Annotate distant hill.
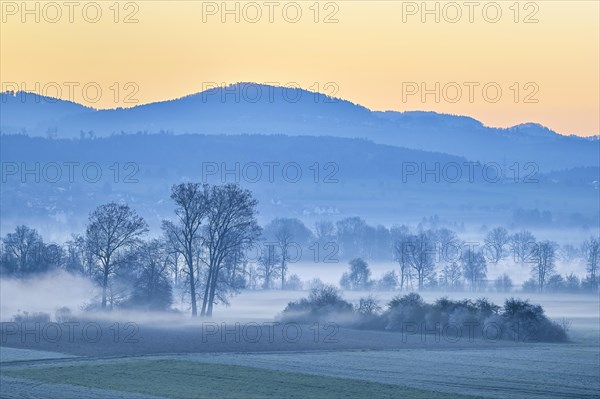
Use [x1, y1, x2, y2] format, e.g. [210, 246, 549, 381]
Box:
[1, 84, 598, 170]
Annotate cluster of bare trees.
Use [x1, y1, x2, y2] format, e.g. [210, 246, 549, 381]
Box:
[386, 226, 599, 293]
[1, 226, 54, 274]
[161, 183, 261, 316]
[391, 227, 468, 291]
[83, 183, 260, 316]
[486, 228, 599, 293]
[0, 183, 261, 317]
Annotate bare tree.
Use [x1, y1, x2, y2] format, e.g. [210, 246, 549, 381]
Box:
[582, 237, 599, 291]
[245, 264, 260, 290]
[276, 227, 293, 289]
[510, 230, 536, 264]
[86, 203, 148, 308]
[357, 295, 381, 315]
[200, 184, 261, 316]
[485, 227, 510, 263]
[404, 231, 435, 290]
[2, 225, 44, 274]
[391, 225, 412, 290]
[494, 273, 513, 292]
[264, 218, 310, 289]
[314, 220, 335, 242]
[257, 243, 280, 290]
[340, 258, 371, 290]
[65, 234, 97, 278]
[336, 217, 367, 259]
[531, 240, 557, 293]
[162, 183, 208, 316]
[130, 239, 173, 310]
[461, 249, 487, 291]
[440, 262, 462, 290]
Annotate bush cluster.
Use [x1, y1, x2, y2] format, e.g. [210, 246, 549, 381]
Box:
[281, 287, 568, 342]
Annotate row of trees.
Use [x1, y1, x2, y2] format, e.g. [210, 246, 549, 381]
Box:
[337, 229, 598, 294]
[390, 227, 598, 293]
[1, 192, 599, 316]
[340, 250, 490, 293]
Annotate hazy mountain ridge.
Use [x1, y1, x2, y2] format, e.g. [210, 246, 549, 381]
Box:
[1, 84, 598, 170]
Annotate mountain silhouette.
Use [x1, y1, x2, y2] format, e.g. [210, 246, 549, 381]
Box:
[1, 83, 598, 170]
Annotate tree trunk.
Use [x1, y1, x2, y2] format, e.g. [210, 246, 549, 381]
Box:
[189, 265, 197, 316]
[281, 261, 285, 289]
[186, 248, 197, 316]
[401, 269, 406, 291]
[101, 257, 110, 308]
[101, 273, 108, 308]
[201, 265, 213, 316]
[206, 265, 219, 316]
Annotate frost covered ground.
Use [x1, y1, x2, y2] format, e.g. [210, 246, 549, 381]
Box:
[1, 343, 598, 399]
[0, 291, 597, 398]
[178, 345, 600, 399]
[0, 347, 76, 362]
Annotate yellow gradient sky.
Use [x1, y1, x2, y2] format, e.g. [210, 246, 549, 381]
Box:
[1, 1, 598, 136]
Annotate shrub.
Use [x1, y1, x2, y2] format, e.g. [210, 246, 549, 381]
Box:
[306, 278, 325, 291]
[11, 311, 50, 323]
[385, 293, 429, 330]
[279, 292, 568, 342]
[55, 306, 73, 323]
[354, 296, 386, 330]
[285, 274, 303, 290]
[383, 295, 567, 342]
[339, 258, 372, 290]
[377, 271, 399, 290]
[521, 278, 538, 293]
[282, 285, 353, 323]
[357, 295, 382, 316]
[500, 298, 567, 342]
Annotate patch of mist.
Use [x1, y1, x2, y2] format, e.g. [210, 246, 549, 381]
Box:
[0, 271, 97, 322]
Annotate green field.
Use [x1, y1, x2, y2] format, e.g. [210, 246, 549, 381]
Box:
[2, 359, 480, 399]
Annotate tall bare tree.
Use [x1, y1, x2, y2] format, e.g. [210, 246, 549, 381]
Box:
[264, 218, 310, 289]
[510, 230, 536, 264]
[583, 237, 599, 291]
[440, 262, 462, 290]
[130, 239, 173, 310]
[162, 183, 208, 316]
[64, 234, 86, 274]
[484, 227, 510, 263]
[461, 249, 487, 291]
[257, 243, 280, 290]
[314, 220, 335, 242]
[391, 225, 412, 290]
[86, 203, 148, 308]
[201, 184, 260, 316]
[404, 231, 435, 290]
[2, 225, 49, 274]
[340, 258, 371, 290]
[276, 228, 294, 289]
[531, 240, 557, 293]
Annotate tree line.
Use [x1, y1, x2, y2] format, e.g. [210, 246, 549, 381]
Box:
[1, 186, 598, 316]
[338, 225, 598, 294]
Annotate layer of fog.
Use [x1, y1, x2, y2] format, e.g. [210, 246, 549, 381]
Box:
[0, 271, 96, 322]
[2, 267, 597, 334]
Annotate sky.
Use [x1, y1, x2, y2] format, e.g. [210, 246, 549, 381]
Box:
[1, 1, 599, 136]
